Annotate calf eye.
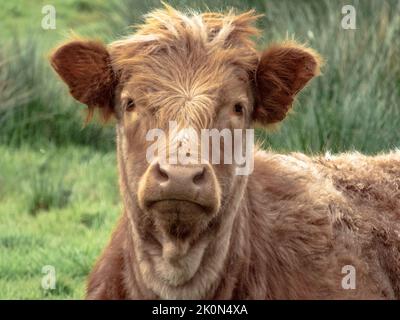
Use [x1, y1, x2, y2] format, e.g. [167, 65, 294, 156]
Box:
[234, 103, 244, 115]
[125, 98, 136, 112]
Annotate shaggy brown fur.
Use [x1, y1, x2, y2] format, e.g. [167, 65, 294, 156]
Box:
[50, 6, 400, 299]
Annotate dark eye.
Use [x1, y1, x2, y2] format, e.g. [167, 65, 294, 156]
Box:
[234, 103, 244, 115]
[125, 98, 136, 112]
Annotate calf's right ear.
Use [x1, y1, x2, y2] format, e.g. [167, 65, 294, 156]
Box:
[50, 40, 118, 121]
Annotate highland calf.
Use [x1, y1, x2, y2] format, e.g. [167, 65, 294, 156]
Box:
[50, 6, 400, 299]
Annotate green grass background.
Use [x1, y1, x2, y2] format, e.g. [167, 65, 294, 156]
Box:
[0, 0, 399, 299]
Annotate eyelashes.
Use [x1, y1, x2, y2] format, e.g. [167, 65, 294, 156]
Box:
[122, 97, 246, 119]
[125, 98, 136, 112]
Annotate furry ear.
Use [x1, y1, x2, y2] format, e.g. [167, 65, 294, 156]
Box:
[50, 40, 118, 121]
[253, 41, 322, 125]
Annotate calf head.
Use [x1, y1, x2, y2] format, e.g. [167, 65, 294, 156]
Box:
[50, 6, 321, 292]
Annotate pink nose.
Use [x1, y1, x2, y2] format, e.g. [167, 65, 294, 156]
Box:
[140, 160, 221, 216]
[152, 162, 208, 188]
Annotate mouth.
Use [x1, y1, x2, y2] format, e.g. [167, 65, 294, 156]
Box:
[146, 198, 215, 215]
[145, 199, 213, 240]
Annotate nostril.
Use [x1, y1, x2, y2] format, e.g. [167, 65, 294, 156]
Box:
[156, 163, 169, 182]
[192, 167, 206, 185]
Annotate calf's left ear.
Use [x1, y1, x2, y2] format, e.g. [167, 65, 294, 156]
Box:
[253, 41, 322, 125]
[50, 40, 118, 121]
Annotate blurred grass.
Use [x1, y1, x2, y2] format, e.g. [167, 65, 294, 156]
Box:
[0, 145, 120, 299]
[0, 0, 400, 299]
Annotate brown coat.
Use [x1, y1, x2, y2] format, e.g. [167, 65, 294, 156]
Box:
[49, 6, 400, 300]
[86, 150, 400, 299]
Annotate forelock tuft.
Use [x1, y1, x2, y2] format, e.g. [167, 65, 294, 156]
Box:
[109, 5, 261, 66]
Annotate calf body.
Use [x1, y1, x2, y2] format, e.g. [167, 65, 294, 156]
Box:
[49, 6, 400, 300]
[86, 150, 400, 299]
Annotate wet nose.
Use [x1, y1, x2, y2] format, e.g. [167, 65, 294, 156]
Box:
[140, 159, 221, 216]
[152, 162, 208, 187]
